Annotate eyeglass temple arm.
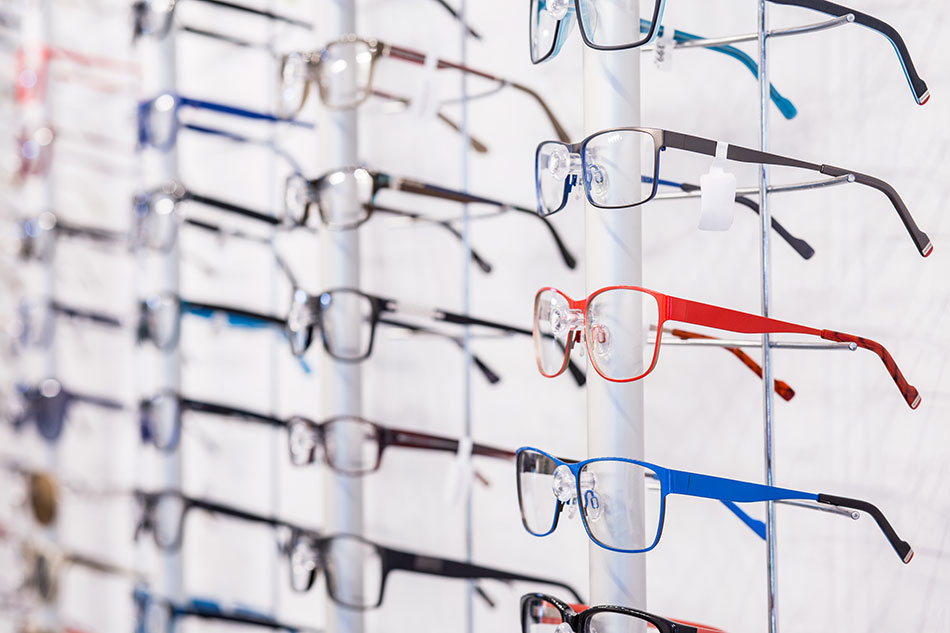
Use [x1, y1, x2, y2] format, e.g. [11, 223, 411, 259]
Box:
[368, 88, 489, 153]
[662, 130, 932, 257]
[656, 24, 796, 120]
[179, 397, 284, 427]
[667, 468, 913, 563]
[176, 96, 314, 128]
[181, 217, 272, 246]
[382, 546, 584, 603]
[665, 327, 795, 401]
[666, 295, 920, 409]
[49, 301, 123, 329]
[384, 45, 569, 142]
[380, 175, 577, 269]
[365, 204, 494, 273]
[65, 388, 126, 412]
[181, 123, 305, 174]
[381, 426, 515, 460]
[183, 191, 281, 226]
[675, 182, 814, 260]
[179, 601, 322, 632]
[182, 299, 287, 328]
[195, 0, 312, 29]
[429, 0, 481, 39]
[375, 316, 501, 384]
[49, 218, 126, 246]
[188, 497, 303, 531]
[64, 551, 143, 580]
[768, 0, 928, 105]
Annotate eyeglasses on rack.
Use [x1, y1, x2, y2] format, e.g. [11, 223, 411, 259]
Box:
[284, 530, 584, 609]
[533, 285, 920, 408]
[8, 379, 125, 442]
[15, 299, 122, 349]
[278, 35, 570, 142]
[12, 123, 136, 182]
[15, 212, 126, 261]
[14, 43, 138, 105]
[530, 0, 929, 105]
[132, 587, 320, 633]
[516, 447, 914, 563]
[536, 126, 932, 257]
[285, 166, 580, 269]
[0, 464, 59, 525]
[520, 593, 727, 633]
[137, 93, 312, 152]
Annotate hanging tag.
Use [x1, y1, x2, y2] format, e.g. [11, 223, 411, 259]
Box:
[699, 142, 736, 231]
[653, 27, 675, 71]
[443, 436, 474, 503]
[407, 54, 440, 122]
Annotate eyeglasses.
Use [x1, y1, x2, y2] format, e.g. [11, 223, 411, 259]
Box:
[520, 593, 727, 633]
[10, 379, 125, 442]
[516, 447, 914, 562]
[286, 286, 585, 385]
[15, 43, 138, 105]
[0, 464, 59, 526]
[132, 183, 283, 252]
[137, 93, 312, 152]
[533, 285, 919, 408]
[278, 35, 570, 142]
[132, 0, 310, 40]
[15, 542, 141, 603]
[16, 212, 125, 262]
[530, 0, 929, 105]
[284, 167, 577, 269]
[13, 123, 137, 182]
[132, 588, 319, 633]
[285, 530, 583, 609]
[16, 299, 122, 349]
[536, 127, 931, 257]
[133, 489, 311, 551]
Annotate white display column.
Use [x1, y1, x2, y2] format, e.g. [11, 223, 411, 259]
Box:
[583, 6, 647, 618]
[317, 2, 363, 633]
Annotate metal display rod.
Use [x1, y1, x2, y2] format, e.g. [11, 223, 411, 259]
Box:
[584, 3, 647, 614]
[318, 1, 364, 632]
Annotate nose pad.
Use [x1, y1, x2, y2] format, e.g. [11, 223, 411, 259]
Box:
[552, 464, 579, 519]
[582, 489, 602, 522]
[555, 624, 574, 633]
[549, 307, 584, 338]
[544, 0, 571, 21]
[589, 323, 611, 361]
[586, 163, 610, 203]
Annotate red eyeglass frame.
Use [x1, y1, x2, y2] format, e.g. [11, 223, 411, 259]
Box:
[533, 286, 920, 410]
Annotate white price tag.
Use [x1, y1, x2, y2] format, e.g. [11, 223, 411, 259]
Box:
[443, 436, 474, 503]
[699, 142, 737, 231]
[653, 27, 675, 72]
[407, 54, 441, 122]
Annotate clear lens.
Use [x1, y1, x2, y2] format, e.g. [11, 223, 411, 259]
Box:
[578, 459, 662, 552]
[143, 193, 179, 251]
[587, 609, 651, 633]
[279, 52, 310, 117]
[143, 393, 180, 451]
[533, 289, 574, 377]
[145, 294, 179, 349]
[286, 289, 315, 357]
[34, 380, 68, 442]
[516, 450, 560, 536]
[289, 531, 321, 592]
[19, 301, 53, 347]
[318, 39, 374, 109]
[32, 551, 55, 602]
[322, 418, 380, 474]
[287, 417, 320, 466]
[577, 0, 659, 49]
[529, 0, 562, 63]
[284, 174, 312, 226]
[585, 287, 660, 381]
[522, 595, 566, 631]
[536, 142, 575, 216]
[316, 167, 374, 230]
[324, 536, 383, 608]
[146, 94, 178, 148]
[318, 290, 374, 361]
[142, 598, 171, 633]
[152, 493, 185, 549]
[582, 129, 656, 208]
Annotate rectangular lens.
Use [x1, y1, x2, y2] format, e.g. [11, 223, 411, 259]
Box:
[578, 459, 662, 552]
[535, 142, 574, 216]
[533, 289, 574, 377]
[320, 290, 374, 361]
[585, 287, 660, 381]
[516, 449, 560, 536]
[588, 609, 651, 633]
[316, 167, 374, 230]
[529, 0, 560, 63]
[318, 39, 373, 109]
[577, 0, 660, 49]
[322, 418, 381, 474]
[324, 536, 383, 608]
[522, 595, 565, 631]
[582, 129, 657, 208]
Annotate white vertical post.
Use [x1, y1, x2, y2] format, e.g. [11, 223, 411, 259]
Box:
[317, 4, 363, 633]
[756, 3, 779, 633]
[583, 6, 646, 618]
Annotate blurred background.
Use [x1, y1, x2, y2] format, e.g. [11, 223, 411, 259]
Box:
[0, 0, 948, 632]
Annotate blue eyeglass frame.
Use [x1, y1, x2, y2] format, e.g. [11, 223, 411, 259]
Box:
[533, 0, 928, 106]
[515, 447, 913, 562]
[137, 93, 314, 152]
